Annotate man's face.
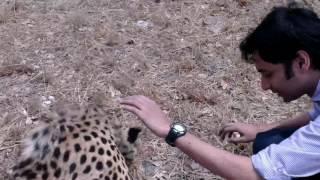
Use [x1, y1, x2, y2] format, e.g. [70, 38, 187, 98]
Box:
[253, 53, 305, 102]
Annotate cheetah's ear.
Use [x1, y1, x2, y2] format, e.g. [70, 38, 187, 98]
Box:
[127, 127, 141, 143]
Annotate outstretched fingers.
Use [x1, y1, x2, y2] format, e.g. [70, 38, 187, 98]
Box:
[119, 96, 146, 110]
[120, 104, 141, 116]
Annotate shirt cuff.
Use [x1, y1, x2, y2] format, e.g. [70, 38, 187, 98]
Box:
[251, 146, 291, 180]
[309, 110, 317, 120]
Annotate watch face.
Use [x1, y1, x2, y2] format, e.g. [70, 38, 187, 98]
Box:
[173, 124, 185, 133]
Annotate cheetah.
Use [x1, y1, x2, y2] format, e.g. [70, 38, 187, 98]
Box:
[10, 104, 141, 180]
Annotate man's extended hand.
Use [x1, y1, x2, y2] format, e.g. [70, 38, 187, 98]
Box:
[219, 123, 265, 143]
[119, 95, 171, 138]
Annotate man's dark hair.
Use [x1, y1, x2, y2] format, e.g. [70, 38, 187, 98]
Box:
[240, 6, 320, 78]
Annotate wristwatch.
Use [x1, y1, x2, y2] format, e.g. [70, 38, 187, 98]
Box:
[165, 122, 187, 147]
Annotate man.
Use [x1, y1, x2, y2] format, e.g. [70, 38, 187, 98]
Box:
[120, 6, 320, 180]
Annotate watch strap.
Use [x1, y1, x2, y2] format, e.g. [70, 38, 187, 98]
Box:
[165, 123, 187, 147]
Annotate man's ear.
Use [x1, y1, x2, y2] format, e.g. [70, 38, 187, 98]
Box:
[295, 50, 311, 71]
[127, 127, 142, 143]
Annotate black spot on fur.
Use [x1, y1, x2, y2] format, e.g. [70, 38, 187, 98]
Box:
[89, 145, 95, 152]
[35, 164, 43, 171]
[105, 176, 111, 180]
[58, 118, 66, 123]
[91, 156, 97, 162]
[21, 169, 37, 179]
[63, 150, 70, 162]
[32, 132, 39, 140]
[41, 144, 50, 159]
[98, 148, 104, 155]
[60, 125, 66, 133]
[42, 172, 49, 180]
[74, 144, 81, 152]
[50, 161, 57, 169]
[81, 115, 86, 120]
[101, 137, 107, 144]
[73, 133, 79, 139]
[106, 160, 112, 167]
[91, 131, 98, 138]
[13, 173, 18, 177]
[75, 124, 82, 128]
[34, 143, 40, 151]
[84, 121, 91, 126]
[58, 136, 67, 143]
[42, 127, 50, 136]
[53, 147, 61, 159]
[83, 165, 91, 174]
[110, 145, 115, 151]
[81, 129, 88, 133]
[69, 163, 76, 174]
[80, 154, 87, 164]
[117, 165, 122, 173]
[95, 119, 100, 125]
[18, 158, 33, 169]
[112, 172, 118, 180]
[54, 168, 61, 178]
[96, 161, 103, 170]
[67, 125, 74, 132]
[72, 173, 78, 180]
[50, 136, 57, 143]
[106, 150, 111, 156]
[35, 162, 44, 171]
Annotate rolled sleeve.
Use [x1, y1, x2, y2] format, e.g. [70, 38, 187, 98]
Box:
[251, 145, 291, 180]
[309, 108, 317, 120]
[309, 102, 320, 120]
[251, 118, 320, 179]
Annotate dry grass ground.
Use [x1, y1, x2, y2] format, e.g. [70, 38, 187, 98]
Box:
[0, 0, 320, 179]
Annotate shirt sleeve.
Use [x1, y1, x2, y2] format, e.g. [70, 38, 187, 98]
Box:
[309, 102, 320, 120]
[251, 117, 320, 179]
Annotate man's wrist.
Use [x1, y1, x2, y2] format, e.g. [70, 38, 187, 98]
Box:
[159, 126, 171, 138]
[257, 123, 278, 132]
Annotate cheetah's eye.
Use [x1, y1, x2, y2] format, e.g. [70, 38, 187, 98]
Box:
[127, 127, 141, 143]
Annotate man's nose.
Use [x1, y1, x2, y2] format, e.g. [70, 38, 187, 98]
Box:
[261, 78, 271, 90]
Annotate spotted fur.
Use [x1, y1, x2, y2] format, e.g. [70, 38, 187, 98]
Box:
[11, 105, 141, 180]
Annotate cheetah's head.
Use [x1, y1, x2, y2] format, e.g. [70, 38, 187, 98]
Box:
[112, 125, 142, 165]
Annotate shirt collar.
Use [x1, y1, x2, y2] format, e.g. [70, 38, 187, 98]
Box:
[312, 80, 320, 102]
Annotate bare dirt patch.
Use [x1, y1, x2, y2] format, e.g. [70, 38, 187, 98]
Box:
[1, 0, 320, 179]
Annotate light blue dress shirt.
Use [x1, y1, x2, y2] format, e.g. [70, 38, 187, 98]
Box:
[251, 81, 320, 179]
